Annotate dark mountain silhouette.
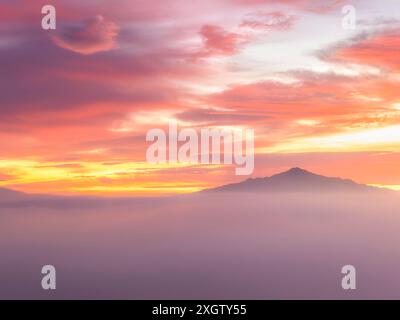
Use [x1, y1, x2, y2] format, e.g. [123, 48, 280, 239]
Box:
[0, 187, 28, 201]
[207, 167, 387, 193]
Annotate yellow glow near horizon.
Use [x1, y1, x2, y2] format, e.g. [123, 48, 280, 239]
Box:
[68, 183, 207, 195]
[0, 159, 220, 195]
[369, 184, 400, 191]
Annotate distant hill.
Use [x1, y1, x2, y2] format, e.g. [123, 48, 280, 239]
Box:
[0, 187, 28, 202]
[206, 167, 386, 193]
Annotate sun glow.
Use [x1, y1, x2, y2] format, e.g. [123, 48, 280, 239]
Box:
[0, 159, 218, 195]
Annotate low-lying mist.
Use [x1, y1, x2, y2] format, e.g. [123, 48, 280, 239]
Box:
[1, 191, 400, 299]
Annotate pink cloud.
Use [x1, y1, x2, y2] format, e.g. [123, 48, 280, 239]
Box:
[202, 69, 400, 142]
[52, 15, 119, 55]
[240, 11, 298, 30]
[196, 24, 247, 57]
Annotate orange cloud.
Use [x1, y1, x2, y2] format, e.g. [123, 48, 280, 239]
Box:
[326, 29, 400, 72]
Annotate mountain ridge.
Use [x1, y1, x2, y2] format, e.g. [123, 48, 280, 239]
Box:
[206, 167, 388, 193]
[0, 187, 29, 201]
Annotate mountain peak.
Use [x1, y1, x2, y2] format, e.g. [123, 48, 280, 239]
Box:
[0, 187, 27, 202]
[280, 167, 311, 175]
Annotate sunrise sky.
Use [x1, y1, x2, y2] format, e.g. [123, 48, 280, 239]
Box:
[1, 0, 400, 195]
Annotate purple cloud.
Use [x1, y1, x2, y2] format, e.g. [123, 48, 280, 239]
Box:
[52, 15, 119, 55]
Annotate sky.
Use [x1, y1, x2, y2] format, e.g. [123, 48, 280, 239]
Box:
[1, 0, 400, 195]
